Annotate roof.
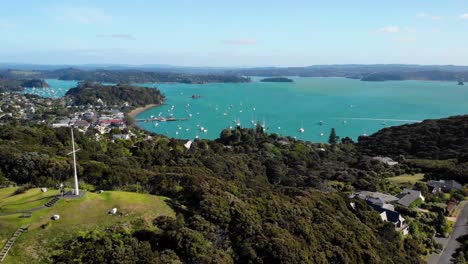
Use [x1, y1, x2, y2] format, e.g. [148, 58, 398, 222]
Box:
[385, 210, 404, 224]
[355, 191, 399, 203]
[99, 119, 123, 125]
[427, 180, 462, 191]
[372, 156, 399, 166]
[73, 120, 90, 127]
[397, 189, 423, 207]
[427, 180, 446, 189]
[369, 203, 403, 225]
[445, 180, 462, 191]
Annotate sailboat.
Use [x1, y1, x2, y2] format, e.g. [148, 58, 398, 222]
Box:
[299, 121, 305, 133]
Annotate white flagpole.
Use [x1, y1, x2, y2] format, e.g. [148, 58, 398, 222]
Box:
[71, 128, 79, 195]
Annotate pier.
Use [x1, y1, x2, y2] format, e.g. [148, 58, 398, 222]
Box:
[136, 117, 189, 122]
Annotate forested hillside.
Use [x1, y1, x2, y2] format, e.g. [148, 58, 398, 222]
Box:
[65, 81, 165, 107]
[0, 124, 421, 263]
[358, 115, 468, 183]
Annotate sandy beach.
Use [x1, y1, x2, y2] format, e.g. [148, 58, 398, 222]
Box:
[128, 104, 161, 119]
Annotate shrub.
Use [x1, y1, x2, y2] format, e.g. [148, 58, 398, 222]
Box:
[13, 183, 34, 195]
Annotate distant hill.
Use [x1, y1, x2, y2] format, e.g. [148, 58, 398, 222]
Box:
[228, 65, 468, 82]
[3, 63, 468, 82]
[1, 68, 250, 84]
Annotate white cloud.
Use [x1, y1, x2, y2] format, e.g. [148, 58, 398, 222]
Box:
[96, 34, 135, 40]
[222, 39, 257, 45]
[376, 26, 400, 33]
[417, 12, 442, 20]
[52, 6, 111, 24]
[459, 13, 468, 20]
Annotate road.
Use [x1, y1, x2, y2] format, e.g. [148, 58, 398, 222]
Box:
[429, 202, 468, 264]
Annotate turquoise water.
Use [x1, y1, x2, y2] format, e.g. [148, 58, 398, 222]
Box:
[25, 78, 468, 142]
[23, 79, 78, 98]
[135, 77, 468, 142]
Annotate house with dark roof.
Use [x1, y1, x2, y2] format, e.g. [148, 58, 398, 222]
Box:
[368, 203, 408, 235]
[352, 191, 409, 235]
[427, 180, 463, 194]
[396, 189, 425, 207]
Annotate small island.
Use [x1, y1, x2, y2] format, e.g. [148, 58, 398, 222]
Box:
[65, 81, 165, 107]
[458, 80, 464, 85]
[0, 77, 49, 93]
[260, 77, 294, 83]
[21, 79, 49, 88]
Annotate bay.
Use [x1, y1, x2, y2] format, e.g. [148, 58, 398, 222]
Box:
[135, 77, 468, 142]
[24, 77, 468, 143]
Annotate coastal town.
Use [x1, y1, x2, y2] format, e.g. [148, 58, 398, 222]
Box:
[0, 91, 138, 141]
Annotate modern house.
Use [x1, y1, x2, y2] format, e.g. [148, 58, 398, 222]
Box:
[352, 191, 409, 235]
[365, 197, 409, 235]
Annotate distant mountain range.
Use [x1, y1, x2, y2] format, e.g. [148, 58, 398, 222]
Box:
[1, 63, 468, 82]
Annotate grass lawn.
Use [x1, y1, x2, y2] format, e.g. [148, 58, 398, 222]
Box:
[0, 188, 175, 263]
[388, 173, 425, 186]
[0, 187, 60, 214]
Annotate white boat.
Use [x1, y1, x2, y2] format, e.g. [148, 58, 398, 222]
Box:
[299, 128, 305, 133]
[154, 122, 159, 127]
[320, 132, 324, 136]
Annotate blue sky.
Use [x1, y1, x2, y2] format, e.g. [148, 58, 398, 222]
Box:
[0, 0, 467, 66]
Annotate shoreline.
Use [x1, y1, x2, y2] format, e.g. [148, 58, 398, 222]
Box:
[128, 103, 162, 119]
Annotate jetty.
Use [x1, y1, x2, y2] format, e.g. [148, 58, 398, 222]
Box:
[136, 116, 189, 122]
